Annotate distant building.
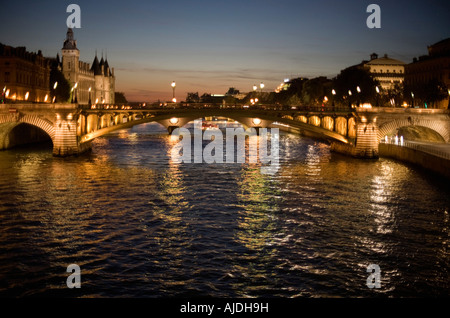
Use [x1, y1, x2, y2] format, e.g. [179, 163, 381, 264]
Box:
[58, 28, 115, 104]
[346, 53, 406, 91]
[405, 38, 450, 109]
[364, 53, 406, 91]
[0, 43, 51, 102]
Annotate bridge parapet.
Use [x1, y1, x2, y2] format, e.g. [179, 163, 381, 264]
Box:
[0, 104, 448, 159]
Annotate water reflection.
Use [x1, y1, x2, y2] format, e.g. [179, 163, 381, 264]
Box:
[0, 125, 449, 297]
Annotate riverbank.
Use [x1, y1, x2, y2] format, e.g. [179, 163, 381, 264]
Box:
[379, 142, 450, 179]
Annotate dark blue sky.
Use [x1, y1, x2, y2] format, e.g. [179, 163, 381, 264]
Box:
[1, 0, 449, 101]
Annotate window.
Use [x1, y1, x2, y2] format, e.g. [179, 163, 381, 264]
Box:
[4, 72, 10, 83]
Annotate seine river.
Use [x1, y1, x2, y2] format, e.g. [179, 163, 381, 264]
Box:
[0, 122, 448, 298]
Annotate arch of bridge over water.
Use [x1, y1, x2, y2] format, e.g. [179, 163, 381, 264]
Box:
[78, 108, 354, 146]
[0, 104, 449, 159]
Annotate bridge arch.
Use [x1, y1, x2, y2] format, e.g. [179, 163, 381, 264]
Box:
[0, 115, 55, 150]
[0, 114, 55, 140]
[377, 118, 450, 143]
[322, 116, 334, 131]
[79, 109, 352, 145]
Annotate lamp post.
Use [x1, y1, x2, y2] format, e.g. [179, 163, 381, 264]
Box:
[260, 82, 264, 93]
[348, 90, 352, 110]
[447, 89, 450, 109]
[411, 92, 414, 108]
[356, 86, 361, 107]
[332, 89, 336, 110]
[71, 83, 78, 103]
[171, 81, 176, 103]
[88, 87, 92, 105]
[375, 86, 380, 107]
[52, 82, 58, 103]
[74, 82, 78, 103]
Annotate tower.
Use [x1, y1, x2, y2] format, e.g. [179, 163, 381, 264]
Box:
[61, 28, 79, 87]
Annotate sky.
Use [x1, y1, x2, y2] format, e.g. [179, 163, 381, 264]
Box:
[1, 0, 449, 102]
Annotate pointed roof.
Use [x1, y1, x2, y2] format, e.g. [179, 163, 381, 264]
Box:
[91, 55, 102, 75]
[62, 28, 78, 50]
[103, 59, 110, 76]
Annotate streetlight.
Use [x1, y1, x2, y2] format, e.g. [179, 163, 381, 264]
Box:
[331, 89, 336, 110]
[375, 86, 380, 107]
[71, 82, 78, 103]
[348, 90, 352, 109]
[88, 87, 92, 105]
[448, 89, 450, 109]
[356, 86, 361, 107]
[1, 86, 6, 104]
[411, 92, 414, 108]
[52, 82, 58, 103]
[171, 81, 176, 103]
[260, 82, 265, 93]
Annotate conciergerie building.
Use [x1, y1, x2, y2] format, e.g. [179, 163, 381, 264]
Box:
[59, 28, 115, 104]
[0, 28, 115, 104]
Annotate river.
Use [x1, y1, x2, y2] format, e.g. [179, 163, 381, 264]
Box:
[0, 122, 448, 297]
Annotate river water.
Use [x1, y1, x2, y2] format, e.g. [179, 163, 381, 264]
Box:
[0, 122, 448, 298]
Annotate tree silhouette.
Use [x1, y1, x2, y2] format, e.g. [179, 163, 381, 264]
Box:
[333, 67, 379, 107]
[49, 69, 71, 103]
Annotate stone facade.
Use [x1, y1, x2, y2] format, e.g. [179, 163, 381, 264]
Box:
[405, 38, 450, 109]
[364, 53, 406, 91]
[0, 44, 51, 103]
[60, 28, 115, 105]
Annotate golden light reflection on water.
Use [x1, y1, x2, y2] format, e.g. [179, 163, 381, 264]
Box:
[1, 127, 449, 297]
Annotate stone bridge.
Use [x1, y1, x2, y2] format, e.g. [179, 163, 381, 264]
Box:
[0, 103, 449, 159]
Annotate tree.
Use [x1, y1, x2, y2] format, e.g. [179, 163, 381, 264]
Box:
[423, 79, 448, 108]
[405, 79, 448, 108]
[302, 77, 331, 106]
[49, 69, 70, 103]
[186, 92, 200, 103]
[225, 87, 240, 96]
[386, 83, 403, 107]
[115, 92, 128, 104]
[333, 67, 379, 107]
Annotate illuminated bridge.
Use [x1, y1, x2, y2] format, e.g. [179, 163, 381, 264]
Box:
[0, 103, 449, 159]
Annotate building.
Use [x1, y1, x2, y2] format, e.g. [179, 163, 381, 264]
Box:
[0, 43, 51, 103]
[364, 53, 406, 91]
[405, 38, 450, 109]
[58, 28, 115, 104]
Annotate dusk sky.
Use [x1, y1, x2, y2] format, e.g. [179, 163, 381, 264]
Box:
[1, 0, 449, 102]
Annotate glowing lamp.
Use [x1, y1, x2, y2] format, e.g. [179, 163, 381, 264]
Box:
[252, 118, 262, 126]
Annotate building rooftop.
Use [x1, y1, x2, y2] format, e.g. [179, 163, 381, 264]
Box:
[366, 54, 406, 66]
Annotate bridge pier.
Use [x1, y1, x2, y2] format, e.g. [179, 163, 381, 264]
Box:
[353, 119, 379, 158]
[330, 114, 379, 159]
[168, 126, 179, 134]
[53, 115, 91, 156]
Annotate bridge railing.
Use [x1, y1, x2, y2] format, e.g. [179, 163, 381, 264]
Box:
[80, 103, 355, 113]
[381, 138, 450, 160]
